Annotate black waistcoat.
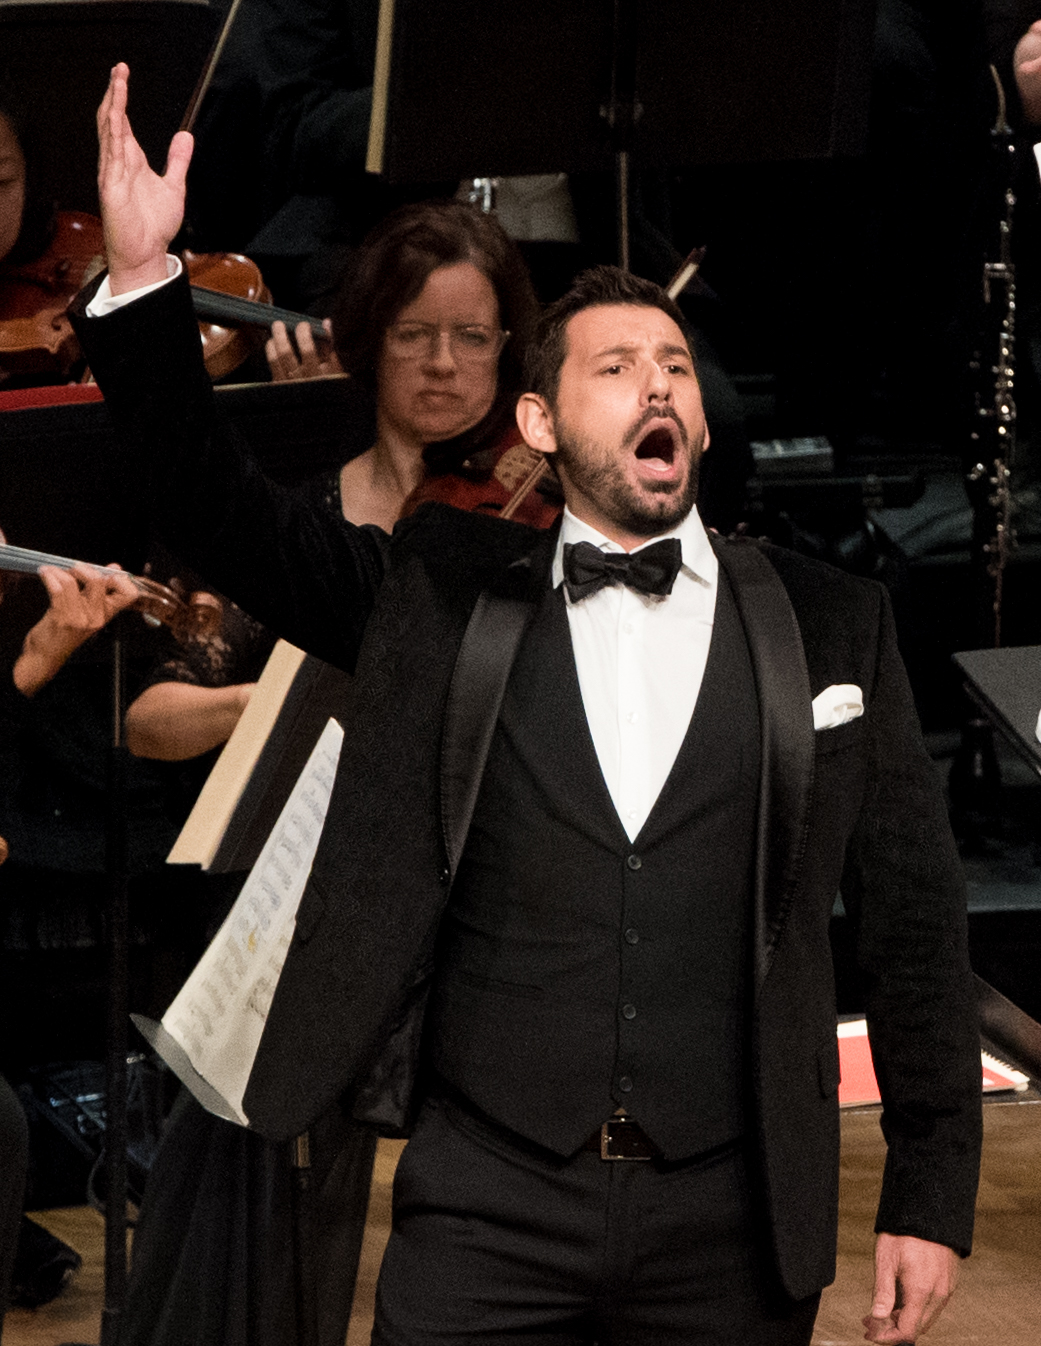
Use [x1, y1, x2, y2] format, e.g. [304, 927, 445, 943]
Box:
[428, 572, 761, 1160]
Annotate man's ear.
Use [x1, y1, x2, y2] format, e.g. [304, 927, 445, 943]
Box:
[515, 393, 557, 456]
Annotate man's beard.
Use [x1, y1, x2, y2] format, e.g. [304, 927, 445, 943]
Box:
[553, 408, 703, 539]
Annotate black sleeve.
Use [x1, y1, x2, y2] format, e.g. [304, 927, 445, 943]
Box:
[841, 589, 982, 1256]
[69, 271, 387, 675]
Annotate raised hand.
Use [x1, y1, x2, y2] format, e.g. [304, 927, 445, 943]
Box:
[96, 62, 194, 294]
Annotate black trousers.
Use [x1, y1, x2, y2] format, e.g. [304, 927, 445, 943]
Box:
[373, 1094, 821, 1346]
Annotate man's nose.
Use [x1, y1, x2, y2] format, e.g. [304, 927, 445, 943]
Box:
[644, 360, 671, 402]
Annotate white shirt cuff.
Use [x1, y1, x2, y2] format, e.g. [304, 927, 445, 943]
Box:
[84, 255, 183, 317]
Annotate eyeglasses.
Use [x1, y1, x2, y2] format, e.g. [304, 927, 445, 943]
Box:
[384, 323, 510, 365]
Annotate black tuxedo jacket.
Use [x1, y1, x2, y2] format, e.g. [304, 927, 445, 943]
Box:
[71, 274, 981, 1302]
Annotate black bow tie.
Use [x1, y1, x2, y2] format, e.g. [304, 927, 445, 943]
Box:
[562, 538, 683, 603]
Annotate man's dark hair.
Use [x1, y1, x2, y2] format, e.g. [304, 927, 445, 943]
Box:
[525, 266, 693, 408]
[330, 200, 539, 469]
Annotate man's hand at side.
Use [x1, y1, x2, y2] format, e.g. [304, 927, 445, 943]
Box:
[97, 62, 192, 294]
[863, 1233, 958, 1343]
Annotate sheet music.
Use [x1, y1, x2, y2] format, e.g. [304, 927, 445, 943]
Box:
[156, 717, 344, 1125]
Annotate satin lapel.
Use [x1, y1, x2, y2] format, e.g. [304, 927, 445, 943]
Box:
[714, 539, 815, 986]
[439, 525, 557, 880]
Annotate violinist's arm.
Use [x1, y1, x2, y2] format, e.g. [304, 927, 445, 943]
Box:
[126, 680, 255, 760]
[14, 564, 138, 697]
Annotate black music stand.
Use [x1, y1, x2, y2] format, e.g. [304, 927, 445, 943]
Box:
[954, 646, 1041, 779]
[368, 0, 875, 267]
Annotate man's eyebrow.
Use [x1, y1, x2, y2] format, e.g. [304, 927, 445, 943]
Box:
[590, 342, 692, 361]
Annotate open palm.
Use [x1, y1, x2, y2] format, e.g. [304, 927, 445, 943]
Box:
[97, 63, 193, 291]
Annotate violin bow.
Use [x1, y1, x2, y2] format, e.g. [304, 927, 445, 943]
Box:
[665, 246, 707, 302]
[181, 0, 246, 134]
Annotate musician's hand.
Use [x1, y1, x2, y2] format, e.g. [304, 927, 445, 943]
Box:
[266, 319, 343, 382]
[13, 563, 138, 695]
[97, 62, 192, 294]
[863, 1234, 958, 1343]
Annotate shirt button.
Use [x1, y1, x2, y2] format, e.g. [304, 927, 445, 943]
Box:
[624, 928, 639, 945]
[622, 622, 634, 635]
[627, 809, 638, 820]
[618, 1075, 633, 1093]
[626, 710, 638, 724]
[627, 854, 642, 871]
[622, 1003, 637, 1020]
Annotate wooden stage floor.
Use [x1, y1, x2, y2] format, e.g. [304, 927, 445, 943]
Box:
[5, 1100, 1039, 1346]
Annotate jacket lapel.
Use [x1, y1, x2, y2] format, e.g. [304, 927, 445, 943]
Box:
[439, 524, 558, 880]
[715, 539, 815, 985]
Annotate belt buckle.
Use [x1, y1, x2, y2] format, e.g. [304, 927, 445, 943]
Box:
[600, 1117, 652, 1161]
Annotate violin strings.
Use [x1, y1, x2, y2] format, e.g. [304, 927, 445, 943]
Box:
[0, 543, 81, 574]
[0, 543, 139, 587]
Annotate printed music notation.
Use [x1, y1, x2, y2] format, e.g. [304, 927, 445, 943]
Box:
[156, 717, 344, 1125]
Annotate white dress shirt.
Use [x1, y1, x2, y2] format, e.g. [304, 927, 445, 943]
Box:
[554, 507, 718, 841]
[84, 255, 182, 317]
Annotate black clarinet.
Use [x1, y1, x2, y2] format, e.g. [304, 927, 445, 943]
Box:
[966, 65, 1017, 649]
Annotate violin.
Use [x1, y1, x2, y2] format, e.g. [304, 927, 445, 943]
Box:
[184, 250, 328, 380]
[0, 219, 328, 386]
[403, 433, 562, 530]
[0, 211, 105, 382]
[0, 541, 222, 644]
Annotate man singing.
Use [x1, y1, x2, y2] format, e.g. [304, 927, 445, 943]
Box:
[74, 64, 981, 1346]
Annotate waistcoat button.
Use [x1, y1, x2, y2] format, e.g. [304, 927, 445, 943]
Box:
[622, 1003, 637, 1020]
[618, 1075, 633, 1093]
[624, 927, 639, 945]
[626, 854, 642, 871]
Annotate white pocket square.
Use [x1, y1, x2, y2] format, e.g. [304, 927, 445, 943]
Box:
[812, 684, 864, 731]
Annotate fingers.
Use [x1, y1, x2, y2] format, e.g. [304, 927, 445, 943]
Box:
[45, 563, 138, 633]
[39, 566, 81, 613]
[164, 129, 195, 193]
[864, 1248, 897, 1341]
[266, 318, 341, 382]
[864, 1236, 957, 1344]
[266, 320, 299, 381]
[98, 63, 130, 176]
[99, 562, 141, 613]
[295, 320, 334, 378]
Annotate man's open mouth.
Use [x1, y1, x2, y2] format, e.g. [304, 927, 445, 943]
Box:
[633, 422, 679, 469]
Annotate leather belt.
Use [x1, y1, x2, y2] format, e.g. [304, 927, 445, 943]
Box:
[582, 1115, 658, 1160]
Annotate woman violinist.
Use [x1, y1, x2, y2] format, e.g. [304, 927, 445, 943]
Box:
[262, 199, 560, 529]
